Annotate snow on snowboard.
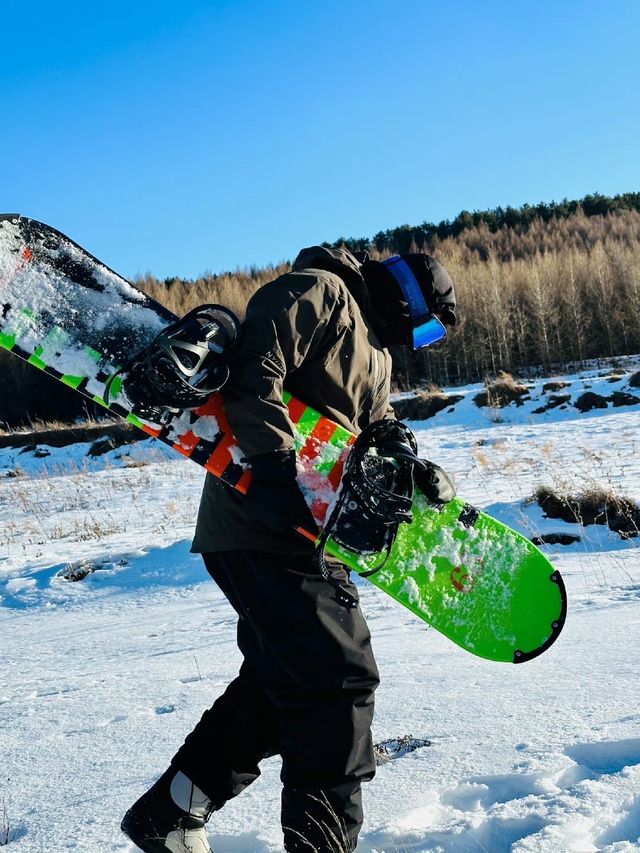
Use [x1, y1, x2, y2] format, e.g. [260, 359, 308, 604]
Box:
[0, 215, 566, 663]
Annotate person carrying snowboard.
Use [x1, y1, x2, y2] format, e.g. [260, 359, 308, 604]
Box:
[121, 247, 457, 853]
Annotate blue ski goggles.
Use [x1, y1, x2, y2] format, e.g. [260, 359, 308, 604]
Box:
[382, 256, 448, 350]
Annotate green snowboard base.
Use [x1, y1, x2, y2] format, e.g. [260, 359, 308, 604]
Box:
[327, 497, 565, 663]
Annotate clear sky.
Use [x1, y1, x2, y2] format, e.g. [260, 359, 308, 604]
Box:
[2, 0, 639, 280]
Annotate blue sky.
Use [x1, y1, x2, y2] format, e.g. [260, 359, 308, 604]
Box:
[2, 0, 639, 279]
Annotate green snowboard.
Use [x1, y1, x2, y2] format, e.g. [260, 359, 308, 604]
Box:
[0, 214, 566, 663]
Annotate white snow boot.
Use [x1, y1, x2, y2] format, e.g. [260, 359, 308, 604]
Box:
[121, 767, 214, 853]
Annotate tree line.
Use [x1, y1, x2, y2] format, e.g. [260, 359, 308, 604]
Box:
[324, 191, 640, 259]
[389, 206, 640, 388]
[2, 196, 640, 428]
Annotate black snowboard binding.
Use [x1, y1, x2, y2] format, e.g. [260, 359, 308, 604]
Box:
[105, 304, 240, 423]
[314, 420, 420, 606]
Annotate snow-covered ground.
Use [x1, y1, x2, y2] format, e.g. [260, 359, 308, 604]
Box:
[1, 363, 640, 852]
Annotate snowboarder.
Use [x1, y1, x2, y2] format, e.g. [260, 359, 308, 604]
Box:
[121, 247, 457, 853]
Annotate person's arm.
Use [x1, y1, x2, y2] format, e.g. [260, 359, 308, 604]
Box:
[223, 276, 336, 457]
[221, 277, 344, 534]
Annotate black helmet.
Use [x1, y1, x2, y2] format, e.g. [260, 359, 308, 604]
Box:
[362, 253, 456, 349]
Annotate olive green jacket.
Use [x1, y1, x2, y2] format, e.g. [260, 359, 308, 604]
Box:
[191, 245, 394, 555]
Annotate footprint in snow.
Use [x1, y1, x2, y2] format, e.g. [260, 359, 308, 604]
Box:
[429, 739, 640, 852]
[441, 770, 552, 810]
[565, 737, 640, 776]
[597, 793, 640, 848]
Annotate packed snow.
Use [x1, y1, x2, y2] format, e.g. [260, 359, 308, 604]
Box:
[1, 362, 640, 852]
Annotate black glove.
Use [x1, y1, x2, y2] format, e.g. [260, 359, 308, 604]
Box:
[414, 459, 456, 504]
[244, 449, 318, 534]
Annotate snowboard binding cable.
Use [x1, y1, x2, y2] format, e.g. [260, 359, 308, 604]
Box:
[104, 304, 240, 423]
[314, 419, 419, 607]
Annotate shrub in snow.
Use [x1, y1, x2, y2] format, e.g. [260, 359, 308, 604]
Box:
[532, 393, 571, 414]
[610, 390, 640, 407]
[474, 372, 530, 408]
[531, 533, 581, 546]
[534, 486, 640, 538]
[87, 435, 119, 457]
[392, 389, 463, 420]
[574, 392, 608, 413]
[542, 380, 570, 393]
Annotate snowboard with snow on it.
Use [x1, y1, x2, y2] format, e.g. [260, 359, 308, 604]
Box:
[0, 215, 566, 663]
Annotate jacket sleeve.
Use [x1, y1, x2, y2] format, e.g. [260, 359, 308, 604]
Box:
[221, 276, 340, 459]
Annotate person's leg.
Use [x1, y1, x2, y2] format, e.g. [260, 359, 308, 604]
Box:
[170, 554, 281, 806]
[197, 550, 380, 852]
[129, 549, 379, 852]
[171, 657, 280, 807]
[121, 554, 281, 853]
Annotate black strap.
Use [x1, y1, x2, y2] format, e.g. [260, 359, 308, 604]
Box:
[312, 418, 419, 596]
[313, 521, 359, 609]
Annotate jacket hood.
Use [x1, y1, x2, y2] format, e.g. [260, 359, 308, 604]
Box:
[292, 246, 370, 311]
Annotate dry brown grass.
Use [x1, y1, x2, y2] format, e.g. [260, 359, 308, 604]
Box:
[0, 413, 110, 437]
[0, 795, 21, 846]
[0, 419, 138, 451]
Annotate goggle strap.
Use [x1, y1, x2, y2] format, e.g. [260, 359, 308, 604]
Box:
[382, 256, 431, 322]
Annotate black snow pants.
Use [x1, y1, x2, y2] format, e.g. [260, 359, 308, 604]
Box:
[171, 550, 380, 852]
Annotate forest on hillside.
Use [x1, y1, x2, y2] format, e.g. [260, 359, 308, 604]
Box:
[2, 192, 640, 427]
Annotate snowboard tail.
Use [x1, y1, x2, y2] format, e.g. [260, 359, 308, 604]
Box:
[0, 215, 567, 663]
[345, 498, 567, 663]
